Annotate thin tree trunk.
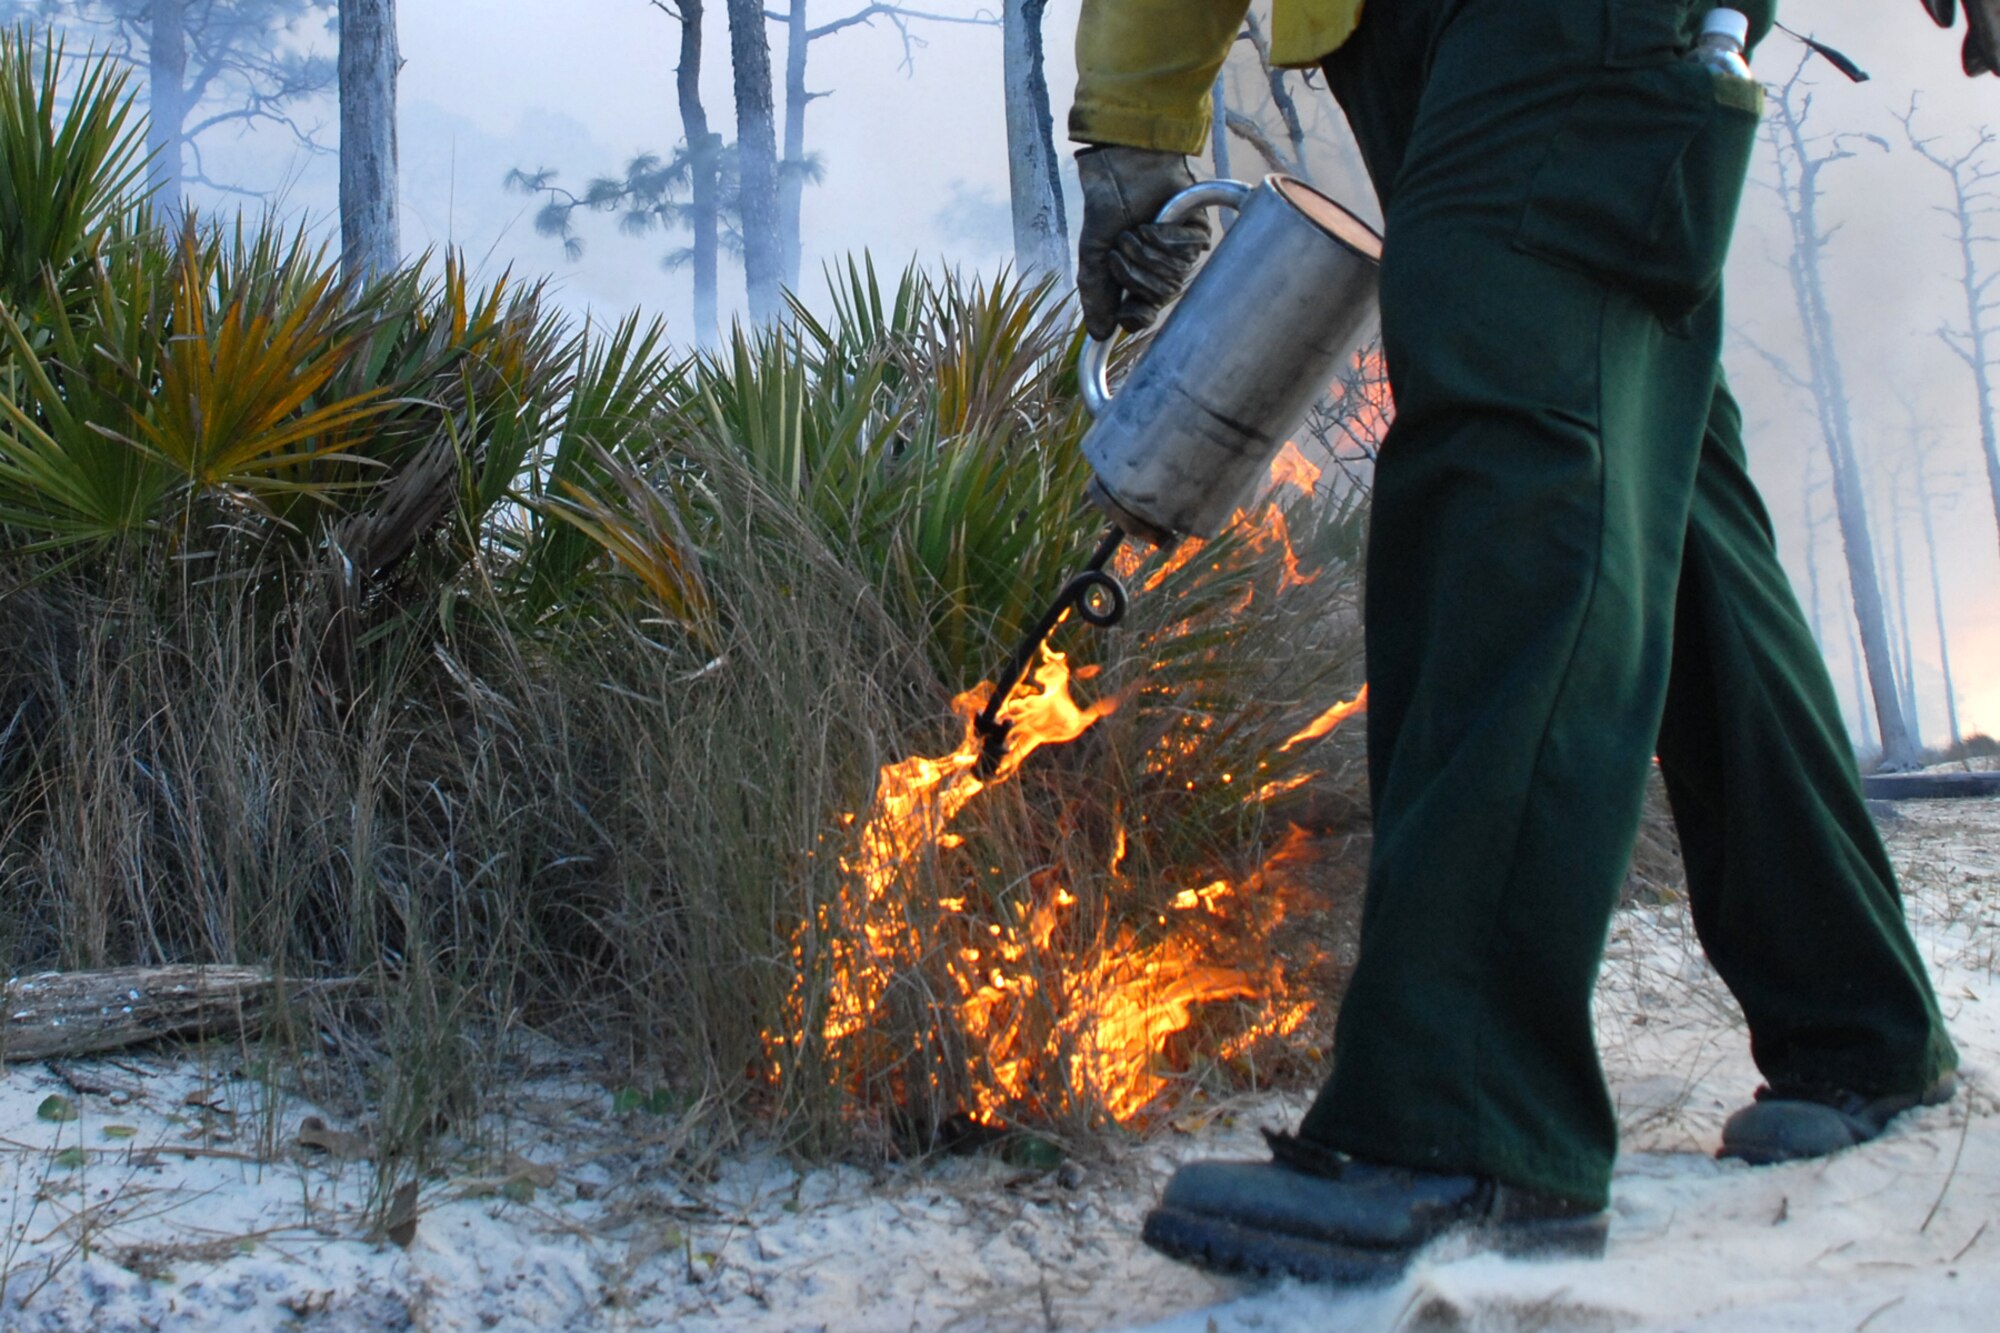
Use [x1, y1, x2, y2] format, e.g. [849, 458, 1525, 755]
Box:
[146, 0, 187, 219]
[1000, 0, 1069, 280]
[1770, 79, 1917, 767]
[1913, 446, 1964, 750]
[779, 0, 808, 293]
[1241, 13, 1308, 175]
[1210, 71, 1231, 180]
[1940, 144, 2000, 570]
[1959, 299, 2000, 572]
[677, 0, 720, 342]
[1802, 454, 1828, 657]
[1900, 110, 2000, 606]
[725, 0, 783, 322]
[1886, 469, 1922, 749]
[337, 0, 400, 284]
[1844, 605, 1873, 746]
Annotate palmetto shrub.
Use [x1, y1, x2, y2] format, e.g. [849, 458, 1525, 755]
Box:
[0, 29, 1375, 1153]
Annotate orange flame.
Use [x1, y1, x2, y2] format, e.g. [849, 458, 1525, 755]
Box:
[1268, 441, 1322, 495]
[776, 436, 1379, 1128]
[1281, 684, 1369, 753]
[1234, 503, 1316, 593]
[810, 645, 1116, 1046]
[774, 638, 1332, 1124]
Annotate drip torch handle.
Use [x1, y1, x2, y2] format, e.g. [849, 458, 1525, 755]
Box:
[1079, 179, 1255, 420]
[973, 527, 1129, 772]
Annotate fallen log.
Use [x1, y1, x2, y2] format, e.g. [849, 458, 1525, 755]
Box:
[3, 966, 278, 1062]
[1862, 771, 2000, 801]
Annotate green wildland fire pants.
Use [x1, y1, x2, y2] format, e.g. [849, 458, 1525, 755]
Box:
[1294, 0, 1957, 1207]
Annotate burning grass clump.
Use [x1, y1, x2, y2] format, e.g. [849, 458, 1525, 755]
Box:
[0, 32, 1386, 1161]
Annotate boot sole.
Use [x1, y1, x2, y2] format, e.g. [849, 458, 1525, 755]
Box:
[1141, 1204, 1608, 1285]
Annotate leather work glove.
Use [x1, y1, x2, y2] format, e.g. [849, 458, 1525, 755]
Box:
[1921, 0, 2000, 75]
[1075, 145, 1211, 341]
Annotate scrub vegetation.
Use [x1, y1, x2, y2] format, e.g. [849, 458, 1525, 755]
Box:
[0, 33, 1374, 1162]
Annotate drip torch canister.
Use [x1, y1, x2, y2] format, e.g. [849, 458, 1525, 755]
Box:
[1078, 175, 1384, 546]
[973, 175, 1384, 773]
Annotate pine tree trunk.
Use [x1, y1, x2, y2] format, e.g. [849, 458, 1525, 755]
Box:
[1000, 0, 1069, 280]
[1914, 448, 1964, 750]
[337, 0, 400, 284]
[725, 0, 783, 323]
[779, 0, 808, 293]
[677, 0, 720, 342]
[1971, 342, 2000, 573]
[1801, 451, 1828, 657]
[146, 0, 187, 219]
[1886, 473, 1922, 749]
[1844, 611, 1874, 744]
[1771, 86, 1917, 768]
[1210, 71, 1231, 180]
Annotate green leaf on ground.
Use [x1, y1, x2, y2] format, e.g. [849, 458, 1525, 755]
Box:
[611, 1086, 681, 1116]
[1001, 1133, 1065, 1171]
[101, 1124, 138, 1140]
[36, 1095, 77, 1123]
[52, 1147, 87, 1169]
[500, 1177, 536, 1204]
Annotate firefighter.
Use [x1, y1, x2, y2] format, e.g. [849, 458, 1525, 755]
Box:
[1072, 0, 1976, 1284]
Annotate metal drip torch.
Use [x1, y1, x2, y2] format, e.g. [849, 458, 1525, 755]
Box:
[971, 175, 1385, 775]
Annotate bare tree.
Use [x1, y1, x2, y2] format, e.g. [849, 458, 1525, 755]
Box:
[1209, 69, 1230, 179]
[336, 0, 396, 283]
[1796, 431, 1873, 740]
[1762, 60, 1918, 767]
[1225, 14, 1307, 178]
[1912, 438, 1966, 750]
[1899, 99, 2000, 571]
[772, 2, 1004, 287]
[1881, 457, 1923, 749]
[25, 1, 336, 212]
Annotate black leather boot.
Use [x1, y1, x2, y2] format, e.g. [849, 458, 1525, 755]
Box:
[1140, 1132, 1608, 1284]
[1718, 1072, 1958, 1165]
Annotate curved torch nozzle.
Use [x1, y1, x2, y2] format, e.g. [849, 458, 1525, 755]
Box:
[969, 526, 1130, 779]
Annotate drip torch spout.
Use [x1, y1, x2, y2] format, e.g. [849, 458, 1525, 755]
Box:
[973, 526, 1130, 777]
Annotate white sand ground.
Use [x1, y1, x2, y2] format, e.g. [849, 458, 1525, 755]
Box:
[3, 796, 1996, 1332]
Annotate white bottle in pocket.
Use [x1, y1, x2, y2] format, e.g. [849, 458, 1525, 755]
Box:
[1692, 8, 1754, 79]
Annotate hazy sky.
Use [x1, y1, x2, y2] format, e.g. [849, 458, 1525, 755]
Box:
[34, 0, 2000, 745]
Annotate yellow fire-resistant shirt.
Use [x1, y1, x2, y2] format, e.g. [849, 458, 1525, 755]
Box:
[1070, 1, 1364, 154]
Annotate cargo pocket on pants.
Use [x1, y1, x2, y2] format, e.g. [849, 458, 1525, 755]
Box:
[1513, 63, 1762, 324]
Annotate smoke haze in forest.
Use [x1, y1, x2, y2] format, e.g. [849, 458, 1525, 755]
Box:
[14, 0, 2000, 746]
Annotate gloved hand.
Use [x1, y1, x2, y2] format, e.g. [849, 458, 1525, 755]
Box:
[1920, 0, 2000, 76]
[1075, 145, 1211, 341]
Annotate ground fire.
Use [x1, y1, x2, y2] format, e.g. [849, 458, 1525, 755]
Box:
[769, 440, 1369, 1131]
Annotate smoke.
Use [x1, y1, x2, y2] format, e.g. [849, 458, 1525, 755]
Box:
[10, 0, 1996, 743]
[1724, 3, 2000, 745]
